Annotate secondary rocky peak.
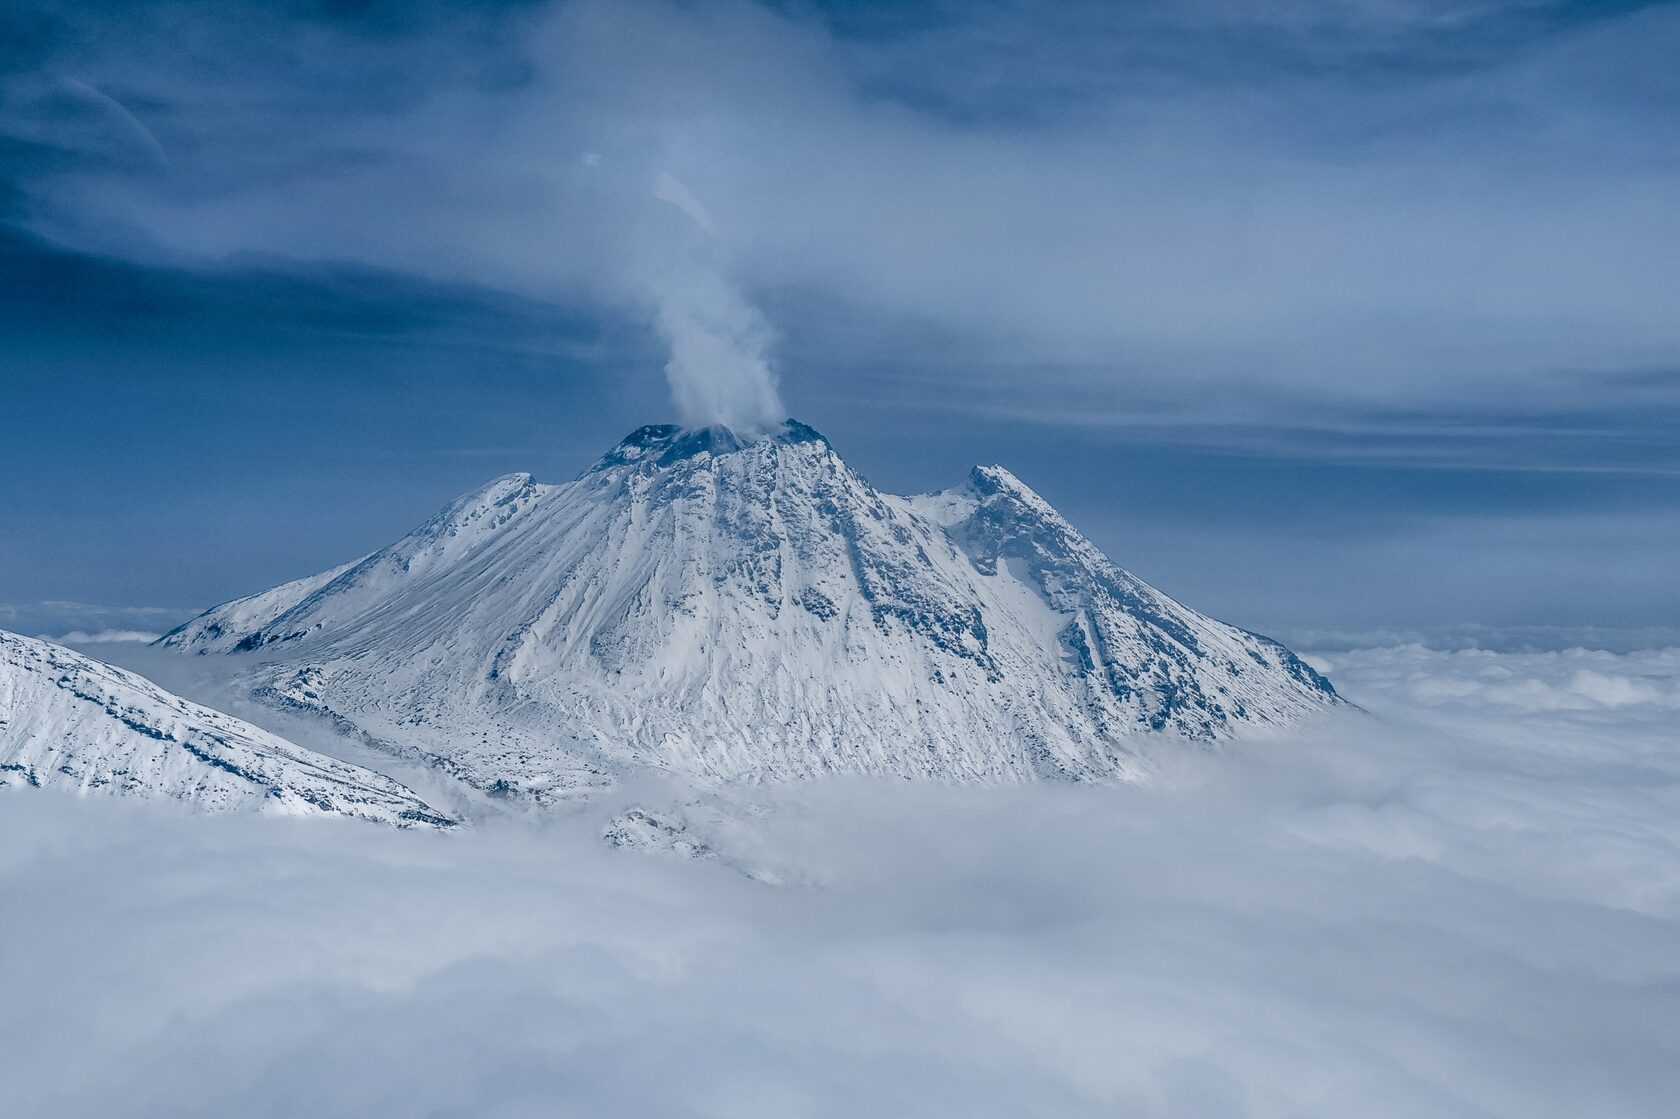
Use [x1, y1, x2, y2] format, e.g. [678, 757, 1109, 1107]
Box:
[776, 418, 830, 447]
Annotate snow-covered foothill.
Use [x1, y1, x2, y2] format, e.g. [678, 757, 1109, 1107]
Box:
[0, 629, 453, 827]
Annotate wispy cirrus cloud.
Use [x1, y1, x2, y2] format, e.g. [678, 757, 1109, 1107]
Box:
[2, 0, 1675, 405]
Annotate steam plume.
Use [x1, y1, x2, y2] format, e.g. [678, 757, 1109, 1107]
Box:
[641, 171, 785, 435]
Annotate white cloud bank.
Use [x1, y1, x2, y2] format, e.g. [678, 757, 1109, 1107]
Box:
[2, 643, 1678, 1117]
[46, 628, 162, 644]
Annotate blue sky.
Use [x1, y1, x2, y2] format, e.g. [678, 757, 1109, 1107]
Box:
[1, 0, 1676, 640]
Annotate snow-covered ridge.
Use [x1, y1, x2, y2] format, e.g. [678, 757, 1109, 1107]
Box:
[0, 630, 453, 826]
[160, 419, 1339, 800]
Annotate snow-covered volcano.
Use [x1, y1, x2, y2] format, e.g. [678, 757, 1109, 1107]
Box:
[161, 420, 1339, 800]
[0, 630, 452, 826]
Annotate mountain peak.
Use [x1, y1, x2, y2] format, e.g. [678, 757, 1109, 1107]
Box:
[776, 418, 830, 447]
[162, 421, 1340, 798]
[658, 424, 746, 465]
[964, 464, 1065, 525]
[590, 418, 832, 474]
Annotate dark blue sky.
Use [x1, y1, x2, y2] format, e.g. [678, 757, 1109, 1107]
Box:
[2, 0, 1677, 641]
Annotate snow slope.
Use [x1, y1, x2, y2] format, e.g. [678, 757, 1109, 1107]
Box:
[160, 420, 1339, 799]
[0, 630, 452, 826]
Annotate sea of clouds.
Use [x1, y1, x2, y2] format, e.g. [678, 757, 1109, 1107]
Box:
[3, 641, 1678, 1117]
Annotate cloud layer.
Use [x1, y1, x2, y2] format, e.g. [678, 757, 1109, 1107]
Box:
[4, 641, 1677, 1117]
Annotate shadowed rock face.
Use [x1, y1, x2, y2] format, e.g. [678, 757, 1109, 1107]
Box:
[160, 419, 1340, 802]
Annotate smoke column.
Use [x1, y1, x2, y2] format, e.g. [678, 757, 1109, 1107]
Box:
[646, 264, 785, 435]
[636, 170, 785, 435]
